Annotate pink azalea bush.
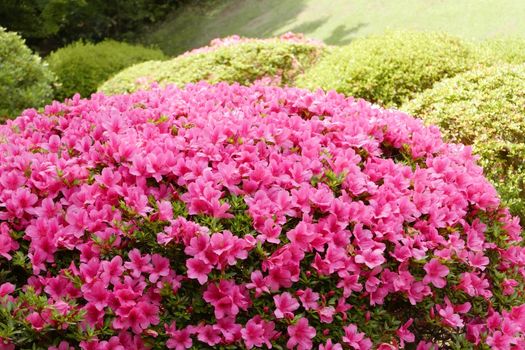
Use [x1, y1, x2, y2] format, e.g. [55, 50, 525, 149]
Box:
[181, 32, 324, 58]
[0, 82, 524, 349]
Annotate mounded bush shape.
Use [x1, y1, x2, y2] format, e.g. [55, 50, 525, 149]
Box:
[478, 38, 525, 64]
[98, 39, 325, 94]
[403, 64, 525, 222]
[46, 40, 166, 100]
[296, 31, 479, 107]
[0, 83, 524, 348]
[0, 27, 54, 119]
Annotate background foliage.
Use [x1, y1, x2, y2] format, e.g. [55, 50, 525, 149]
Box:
[0, 27, 55, 120]
[99, 38, 324, 94]
[295, 31, 480, 107]
[0, 0, 187, 55]
[47, 40, 166, 100]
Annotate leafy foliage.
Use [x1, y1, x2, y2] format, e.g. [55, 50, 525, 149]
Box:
[0, 0, 181, 54]
[478, 37, 525, 64]
[0, 27, 54, 120]
[98, 36, 325, 94]
[402, 63, 525, 223]
[46, 40, 166, 100]
[296, 31, 480, 107]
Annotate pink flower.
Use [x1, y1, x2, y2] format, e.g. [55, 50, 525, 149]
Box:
[319, 339, 343, 350]
[124, 249, 151, 278]
[502, 279, 519, 296]
[100, 256, 124, 286]
[318, 306, 336, 324]
[246, 270, 270, 297]
[0, 224, 18, 260]
[274, 292, 300, 319]
[355, 248, 386, 269]
[297, 288, 320, 310]
[343, 324, 372, 350]
[158, 200, 174, 221]
[112, 302, 159, 333]
[0, 283, 15, 298]
[26, 312, 45, 331]
[397, 319, 415, 347]
[197, 324, 221, 346]
[423, 259, 449, 288]
[203, 280, 250, 319]
[166, 324, 193, 350]
[5, 188, 38, 218]
[287, 318, 316, 350]
[214, 316, 242, 343]
[186, 258, 212, 284]
[458, 272, 492, 298]
[436, 298, 465, 328]
[486, 331, 513, 350]
[150, 254, 170, 283]
[241, 316, 276, 349]
[83, 281, 109, 311]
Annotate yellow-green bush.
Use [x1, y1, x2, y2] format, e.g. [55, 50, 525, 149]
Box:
[46, 40, 166, 100]
[402, 64, 525, 221]
[98, 39, 325, 95]
[478, 38, 525, 64]
[296, 31, 479, 107]
[0, 27, 54, 120]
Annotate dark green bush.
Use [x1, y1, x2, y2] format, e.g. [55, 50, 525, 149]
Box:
[0, 0, 182, 55]
[402, 63, 525, 222]
[46, 40, 166, 100]
[0, 27, 54, 120]
[296, 31, 480, 107]
[98, 39, 325, 94]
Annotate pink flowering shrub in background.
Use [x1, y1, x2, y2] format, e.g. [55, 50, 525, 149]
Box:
[0, 82, 524, 349]
[181, 32, 324, 58]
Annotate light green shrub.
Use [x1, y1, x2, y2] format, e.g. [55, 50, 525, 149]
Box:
[46, 40, 166, 100]
[296, 31, 480, 107]
[402, 64, 525, 221]
[98, 39, 325, 95]
[0, 27, 54, 120]
[478, 37, 525, 64]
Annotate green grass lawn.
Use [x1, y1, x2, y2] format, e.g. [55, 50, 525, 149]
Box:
[140, 0, 525, 56]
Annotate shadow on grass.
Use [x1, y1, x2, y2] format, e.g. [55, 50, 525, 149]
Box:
[288, 17, 330, 35]
[325, 23, 368, 45]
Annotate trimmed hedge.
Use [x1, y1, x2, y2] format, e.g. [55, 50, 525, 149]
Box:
[402, 63, 525, 221]
[478, 37, 525, 64]
[296, 31, 480, 107]
[0, 27, 54, 119]
[46, 40, 166, 100]
[98, 38, 325, 95]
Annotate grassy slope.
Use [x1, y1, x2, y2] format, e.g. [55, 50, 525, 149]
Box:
[140, 0, 525, 56]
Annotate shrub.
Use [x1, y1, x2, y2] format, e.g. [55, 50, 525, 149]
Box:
[295, 31, 479, 107]
[478, 37, 525, 64]
[0, 0, 182, 55]
[0, 27, 54, 120]
[402, 63, 525, 223]
[0, 82, 524, 348]
[46, 40, 167, 100]
[98, 34, 325, 95]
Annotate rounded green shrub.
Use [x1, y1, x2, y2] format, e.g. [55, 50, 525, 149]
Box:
[46, 40, 166, 100]
[0, 27, 54, 119]
[98, 39, 325, 95]
[478, 37, 525, 64]
[402, 63, 525, 222]
[296, 31, 479, 107]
